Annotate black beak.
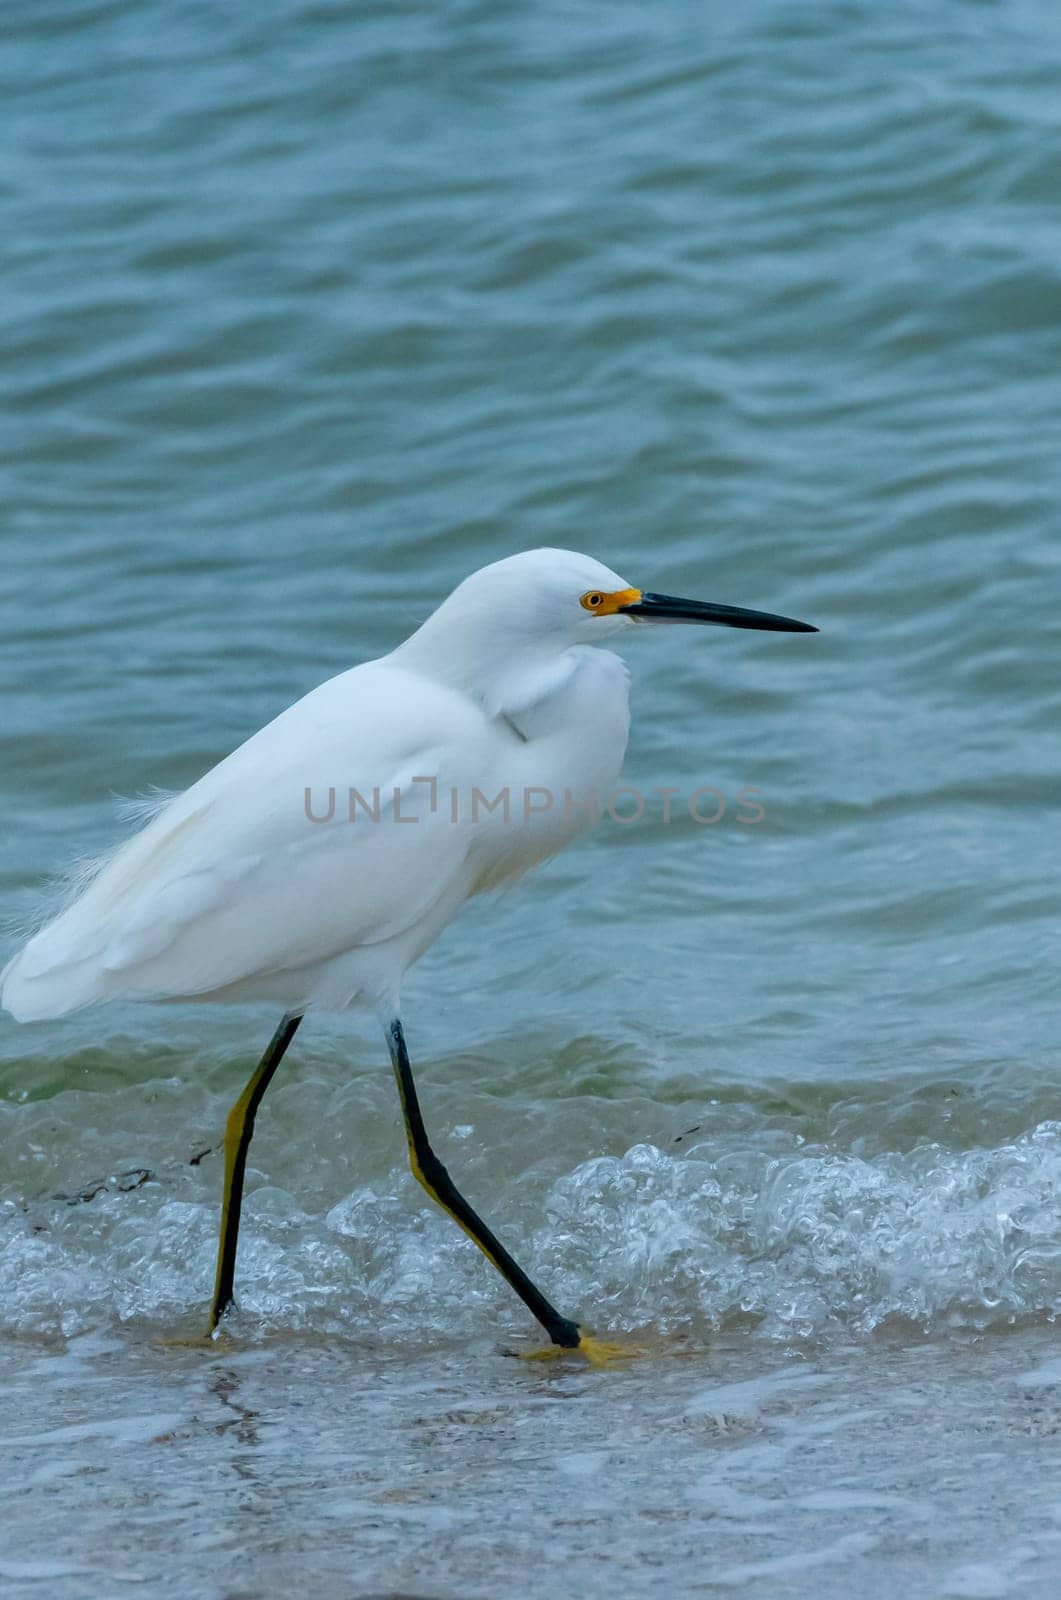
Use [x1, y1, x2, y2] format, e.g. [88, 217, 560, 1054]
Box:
[620, 591, 818, 633]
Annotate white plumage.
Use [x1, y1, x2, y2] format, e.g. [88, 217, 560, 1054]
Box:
[2, 549, 634, 1023]
[1, 545, 814, 1349]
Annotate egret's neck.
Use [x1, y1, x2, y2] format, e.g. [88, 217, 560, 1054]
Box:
[392, 608, 576, 718]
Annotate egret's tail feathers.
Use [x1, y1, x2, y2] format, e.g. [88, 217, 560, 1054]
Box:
[1, 859, 127, 1020]
[0, 943, 109, 1022]
[0, 793, 210, 1023]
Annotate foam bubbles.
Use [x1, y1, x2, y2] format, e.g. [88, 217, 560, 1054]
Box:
[540, 1122, 1061, 1338]
[3, 1102, 1059, 1343]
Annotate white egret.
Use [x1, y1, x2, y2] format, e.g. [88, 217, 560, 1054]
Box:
[2, 549, 816, 1355]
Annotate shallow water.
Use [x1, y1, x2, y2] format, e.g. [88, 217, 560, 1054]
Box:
[4, 1328, 1061, 1599]
[3, 0, 1061, 1594]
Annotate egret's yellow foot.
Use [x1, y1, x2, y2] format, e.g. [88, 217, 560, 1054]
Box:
[155, 1322, 235, 1350]
[519, 1332, 635, 1366]
[578, 1334, 634, 1365]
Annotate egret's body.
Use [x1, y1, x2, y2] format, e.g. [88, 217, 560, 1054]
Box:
[2, 549, 815, 1353]
[4, 561, 631, 1020]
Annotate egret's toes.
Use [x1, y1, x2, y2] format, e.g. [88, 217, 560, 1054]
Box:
[154, 1320, 235, 1350]
[574, 1334, 633, 1366]
[516, 1332, 637, 1366]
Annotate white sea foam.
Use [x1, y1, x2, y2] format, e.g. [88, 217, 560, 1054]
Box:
[3, 1115, 1059, 1341]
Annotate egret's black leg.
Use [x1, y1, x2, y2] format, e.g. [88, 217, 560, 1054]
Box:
[208, 1011, 302, 1332]
[386, 1017, 582, 1349]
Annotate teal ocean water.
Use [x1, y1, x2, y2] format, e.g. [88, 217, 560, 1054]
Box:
[2, 3, 1060, 1595]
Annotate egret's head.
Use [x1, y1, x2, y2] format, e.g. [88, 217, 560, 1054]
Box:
[397, 550, 817, 698]
[421, 547, 817, 649]
[467, 549, 644, 644]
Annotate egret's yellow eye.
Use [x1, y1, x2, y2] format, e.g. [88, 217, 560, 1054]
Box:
[579, 585, 642, 616]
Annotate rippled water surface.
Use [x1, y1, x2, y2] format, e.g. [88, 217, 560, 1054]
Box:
[3, 1, 1061, 1595]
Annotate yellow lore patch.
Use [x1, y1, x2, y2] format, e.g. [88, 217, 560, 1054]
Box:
[580, 585, 641, 615]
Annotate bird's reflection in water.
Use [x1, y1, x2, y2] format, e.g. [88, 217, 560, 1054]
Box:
[210, 1365, 260, 1482]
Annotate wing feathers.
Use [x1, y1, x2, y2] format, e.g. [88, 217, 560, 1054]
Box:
[2, 661, 488, 1018]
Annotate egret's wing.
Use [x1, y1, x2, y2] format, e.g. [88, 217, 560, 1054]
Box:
[97, 776, 463, 1000]
[1, 662, 486, 1018]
